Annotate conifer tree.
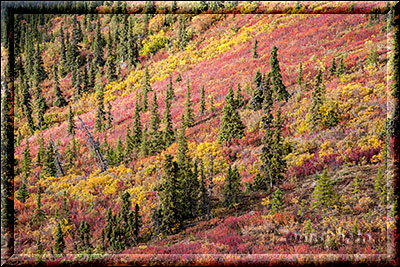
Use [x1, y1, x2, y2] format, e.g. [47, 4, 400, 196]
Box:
[176, 72, 182, 82]
[374, 168, 387, 204]
[21, 137, 32, 180]
[184, 79, 195, 128]
[336, 56, 346, 76]
[270, 108, 286, 185]
[142, 66, 152, 111]
[297, 62, 303, 87]
[16, 182, 29, 203]
[106, 101, 113, 130]
[134, 203, 141, 238]
[163, 96, 175, 148]
[53, 74, 67, 108]
[309, 68, 325, 129]
[148, 92, 163, 155]
[33, 186, 46, 224]
[66, 137, 77, 169]
[32, 43, 47, 85]
[253, 39, 258, 58]
[209, 94, 215, 113]
[311, 169, 337, 211]
[67, 106, 76, 137]
[54, 221, 66, 255]
[223, 165, 241, 208]
[34, 84, 49, 130]
[59, 27, 68, 77]
[200, 85, 206, 115]
[115, 135, 125, 165]
[166, 74, 175, 102]
[93, 18, 105, 68]
[20, 76, 35, 133]
[132, 101, 142, 149]
[77, 220, 92, 253]
[125, 124, 134, 156]
[270, 46, 289, 102]
[328, 57, 336, 76]
[235, 83, 244, 109]
[127, 17, 139, 67]
[105, 52, 117, 82]
[270, 187, 284, 214]
[218, 86, 245, 145]
[36, 134, 45, 167]
[43, 142, 57, 177]
[158, 154, 181, 234]
[178, 15, 188, 50]
[250, 70, 264, 110]
[95, 74, 106, 132]
[198, 161, 210, 219]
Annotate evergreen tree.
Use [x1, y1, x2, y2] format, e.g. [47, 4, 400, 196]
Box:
[43, 142, 57, 177]
[77, 220, 92, 253]
[209, 94, 215, 113]
[148, 92, 163, 155]
[115, 135, 125, 165]
[309, 68, 325, 129]
[311, 169, 337, 211]
[16, 182, 29, 203]
[95, 74, 106, 132]
[297, 62, 303, 87]
[53, 74, 67, 108]
[270, 187, 284, 214]
[140, 125, 149, 157]
[142, 66, 152, 111]
[32, 43, 47, 85]
[127, 17, 139, 67]
[270, 108, 286, 185]
[166, 74, 175, 102]
[252, 39, 258, 58]
[132, 101, 142, 149]
[235, 83, 244, 109]
[34, 84, 48, 130]
[176, 72, 182, 82]
[93, 18, 105, 68]
[21, 137, 32, 180]
[158, 154, 182, 234]
[32, 186, 46, 224]
[163, 96, 175, 148]
[178, 15, 188, 50]
[270, 46, 289, 102]
[374, 168, 387, 204]
[134, 203, 141, 238]
[36, 134, 45, 167]
[106, 101, 113, 129]
[218, 86, 245, 145]
[54, 221, 66, 255]
[223, 165, 241, 208]
[105, 52, 117, 82]
[328, 57, 336, 76]
[250, 70, 264, 110]
[198, 161, 210, 219]
[65, 136, 77, 169]
[125, 124, 134, 156]
[184, 79, 195, 128]
[336, 56, 346, 76]
[200, 85, 206, 115]
[67, 106, 76, 137]
[20, 76, 34, 133]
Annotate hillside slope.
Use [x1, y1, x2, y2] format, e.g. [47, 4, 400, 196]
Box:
[2, 1, 397, 265]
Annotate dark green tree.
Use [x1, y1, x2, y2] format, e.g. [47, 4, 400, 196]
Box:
[77, 220, 92, 253]
[93, 18, 105, 68]
[297, 62, 303, 87]
[218, 86, 245, 145]
[134, 203, 141, 238]
[140, 125, 149, 158]
[270, 187, 284, 214]
[16, 182, 29, 203]
[311, 169, 338, 212]
[32, 43, 47, 85]
[270, 46, 289, 102]
[176, 72, 182, 82]
[253, 39, 258, 58]
[105, 52, 117, 82]
[328, 57, 336, 76]
[223, 165, 241, 208]
[198, 161, 210, 219]
[200, 85, 206, 115]
[184, 79, 195, 128]
[67, 106, 76, 137]
[53, 74, 67, 108]
[43, 142, 57, 177]
[106, 101, 113, 130]
[95, 74, 106, 132]
[115, 135, 125, 165]
[336, 56, 346, 76]
[54, 221, 66, 255]
[163, 96, 175, 148]
[36, 134, 45, 167]
[235, 83, 244, 109]
[148, 92, 164, 155]
[21, 137, 32, 180]
[32, 186, 46, 224]
[132, 100, 142, 149]
[308, 68, 325, 129]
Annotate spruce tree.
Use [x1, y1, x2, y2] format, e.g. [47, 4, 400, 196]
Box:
[176, 72, 182, 82]
[36, 134, 45, 167]
[328, 57, 336, 76]
[270, 187, 284, 214]
[140, 125, 149, 158]
[54, 221, 66, 255]
[53, 74, 67, 108]
[235, 83, 244, 109]
[297, 62, 303, 87]
[269, 46, 289, 102]
[218, 86, 245, 145]
[105, 52, 117, 82]
[309, 68, 325, 129]
[252, 39, 258, 58]
[163, 96, 175, 148]
[184, 79, 195, 128]
[20, 76, 35, 133]
[95, 74, 106, 132]
[132, 100, 142, 149]
[142, 66, 152, 111]
[125, 124, 134, 156]
[250, 70, 264, 110]
[43, 142, 57, 177]
[67, 106, 76, 137]
[223, 165, 241, 208]
[106, 101, 113, 129]
[336, 56, 346, 76]
[32, 186, 46, 224]
[77, 220, 92, 253]
[34, 84, 49, 130]
[209, 94, 215, 113]
[198, 161, 210, 219]
[158, 154, 181, 234]
[115, 135, 125, 165]
[148, 92, 163, 155]
[127, 17, 139, 68]
[200, 85, 206, 115]
[32, 43, 47, 85]
[16, 182, 29, 203]
[134, 203, 141, 238]
[93, 18, 105, 68]
[21, 137, 32, 180]
[311, 169, 337, 211]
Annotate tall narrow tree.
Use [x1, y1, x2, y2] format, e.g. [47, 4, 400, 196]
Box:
[270, 46, 288, 102]
[184, 79, 194, 128]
